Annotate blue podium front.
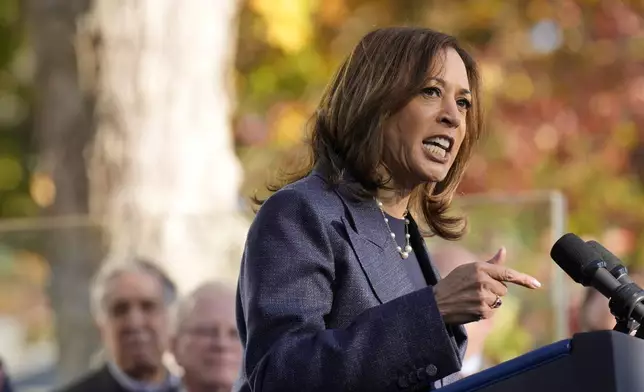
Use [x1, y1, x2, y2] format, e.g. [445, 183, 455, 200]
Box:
[437, 330, 644, 392]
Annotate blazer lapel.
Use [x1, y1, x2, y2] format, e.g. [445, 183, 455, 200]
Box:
[336, 189, 416, 304]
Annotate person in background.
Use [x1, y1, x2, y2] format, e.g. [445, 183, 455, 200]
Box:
[577, 288, 615, 332]
[431, 244, 495, 376]
[58, 258, 181, 392]
[171, 282, 241, 392]
[0, 359, 13, 392]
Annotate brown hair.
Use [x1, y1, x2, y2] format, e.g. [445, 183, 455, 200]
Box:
[256, 27, 483, 240]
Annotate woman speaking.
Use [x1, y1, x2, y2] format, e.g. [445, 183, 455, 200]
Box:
[234, 27, 541, 392]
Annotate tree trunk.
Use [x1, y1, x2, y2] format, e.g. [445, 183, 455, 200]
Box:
[26, 0, 245, 385]
[85, 0, 246, 294]
[25, 0, 101, 386]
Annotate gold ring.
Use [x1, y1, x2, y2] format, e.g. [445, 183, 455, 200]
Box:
[491, 295, 502, 309]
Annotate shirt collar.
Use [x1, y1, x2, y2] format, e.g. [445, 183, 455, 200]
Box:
[107, 361, 181, 392]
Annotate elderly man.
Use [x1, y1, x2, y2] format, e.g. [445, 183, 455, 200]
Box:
[59, 258, 181, 392]
[431, 244, 496, 376]
[171, 282, 241, 392]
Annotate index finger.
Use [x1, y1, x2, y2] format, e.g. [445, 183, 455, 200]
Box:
[486, 264, 541, 289]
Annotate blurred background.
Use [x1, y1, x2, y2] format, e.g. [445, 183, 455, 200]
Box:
[1, 0, 644, 390]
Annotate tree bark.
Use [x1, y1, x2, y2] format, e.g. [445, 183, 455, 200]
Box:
[85, 0, 246, 294]
[25, 0, 101, 386]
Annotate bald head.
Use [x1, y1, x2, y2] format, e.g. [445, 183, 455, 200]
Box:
[173, 282, 236, 332]
[431, 244, 477, 277]
[171, 282, 241, 392]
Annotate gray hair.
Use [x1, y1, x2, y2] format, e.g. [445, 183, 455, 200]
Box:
[90, 257, 178, 321]
[170, 281, 235, 335]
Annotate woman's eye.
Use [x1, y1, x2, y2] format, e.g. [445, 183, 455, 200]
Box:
[457, 99, 472, 110]
[421, 87, 441, 97]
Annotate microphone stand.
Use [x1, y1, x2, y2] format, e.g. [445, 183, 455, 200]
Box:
[612, 319, 632, 334]
[609, 283, 644, 337]
[635, 323, 644, 339]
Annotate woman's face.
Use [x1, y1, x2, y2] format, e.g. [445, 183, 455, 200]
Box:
[382, 47, 471, 189]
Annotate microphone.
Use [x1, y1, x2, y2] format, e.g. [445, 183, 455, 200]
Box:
[586, 240, 633, 285]
[550, 233, 621, 299]
[585, 239, 644, 335]
[551, 233, 644, 329]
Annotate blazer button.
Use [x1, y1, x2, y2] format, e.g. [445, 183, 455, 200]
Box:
[426, 364, 438, 377]
[416, 368, 427, 381]
[397, 376, 409, 389]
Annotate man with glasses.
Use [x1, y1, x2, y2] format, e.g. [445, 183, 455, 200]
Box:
[171, 282, 241, 392]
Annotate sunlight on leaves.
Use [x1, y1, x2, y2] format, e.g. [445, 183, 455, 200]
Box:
[627, 36, 644, 60]
[0, 156, 22, 190]
[270, 104, 309, 148]
[30, 172, 56, 208]
[533, 124, 559, 152]
[480, 61, 504, 95]
[526, 0, 554, 21]
[248, 66, 279, 98]
[0, 0, 19, 25]
[250, 0, 318, 53]
[590, 40, 618, 66]
[613, 121, 637, 150]
[502, 72, 534, 102]
[1, 193, 37, 217]
[13, 250, 49, 286]
[0, 91, 26, 127]
[318, 0, 349, 27]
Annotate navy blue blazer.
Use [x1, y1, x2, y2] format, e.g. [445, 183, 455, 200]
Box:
[235, 171, 467, 392]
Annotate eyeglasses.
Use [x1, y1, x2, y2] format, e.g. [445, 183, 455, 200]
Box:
[183, 326, 239, 340]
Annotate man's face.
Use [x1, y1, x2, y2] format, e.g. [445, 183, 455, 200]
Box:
[172, 294, 241, 390]
[99, 271, 170, 378]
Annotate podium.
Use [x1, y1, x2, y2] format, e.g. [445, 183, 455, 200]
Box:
[438, 330, 644, 391]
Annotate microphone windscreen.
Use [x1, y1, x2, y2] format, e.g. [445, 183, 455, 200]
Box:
[586, 240, 621, 270]
[550, 233, 602, 285]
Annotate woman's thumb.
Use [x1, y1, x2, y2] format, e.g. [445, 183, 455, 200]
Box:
[486, 247, 506, 265]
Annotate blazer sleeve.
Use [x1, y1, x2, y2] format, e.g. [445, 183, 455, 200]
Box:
[239, 188, 462, 391]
